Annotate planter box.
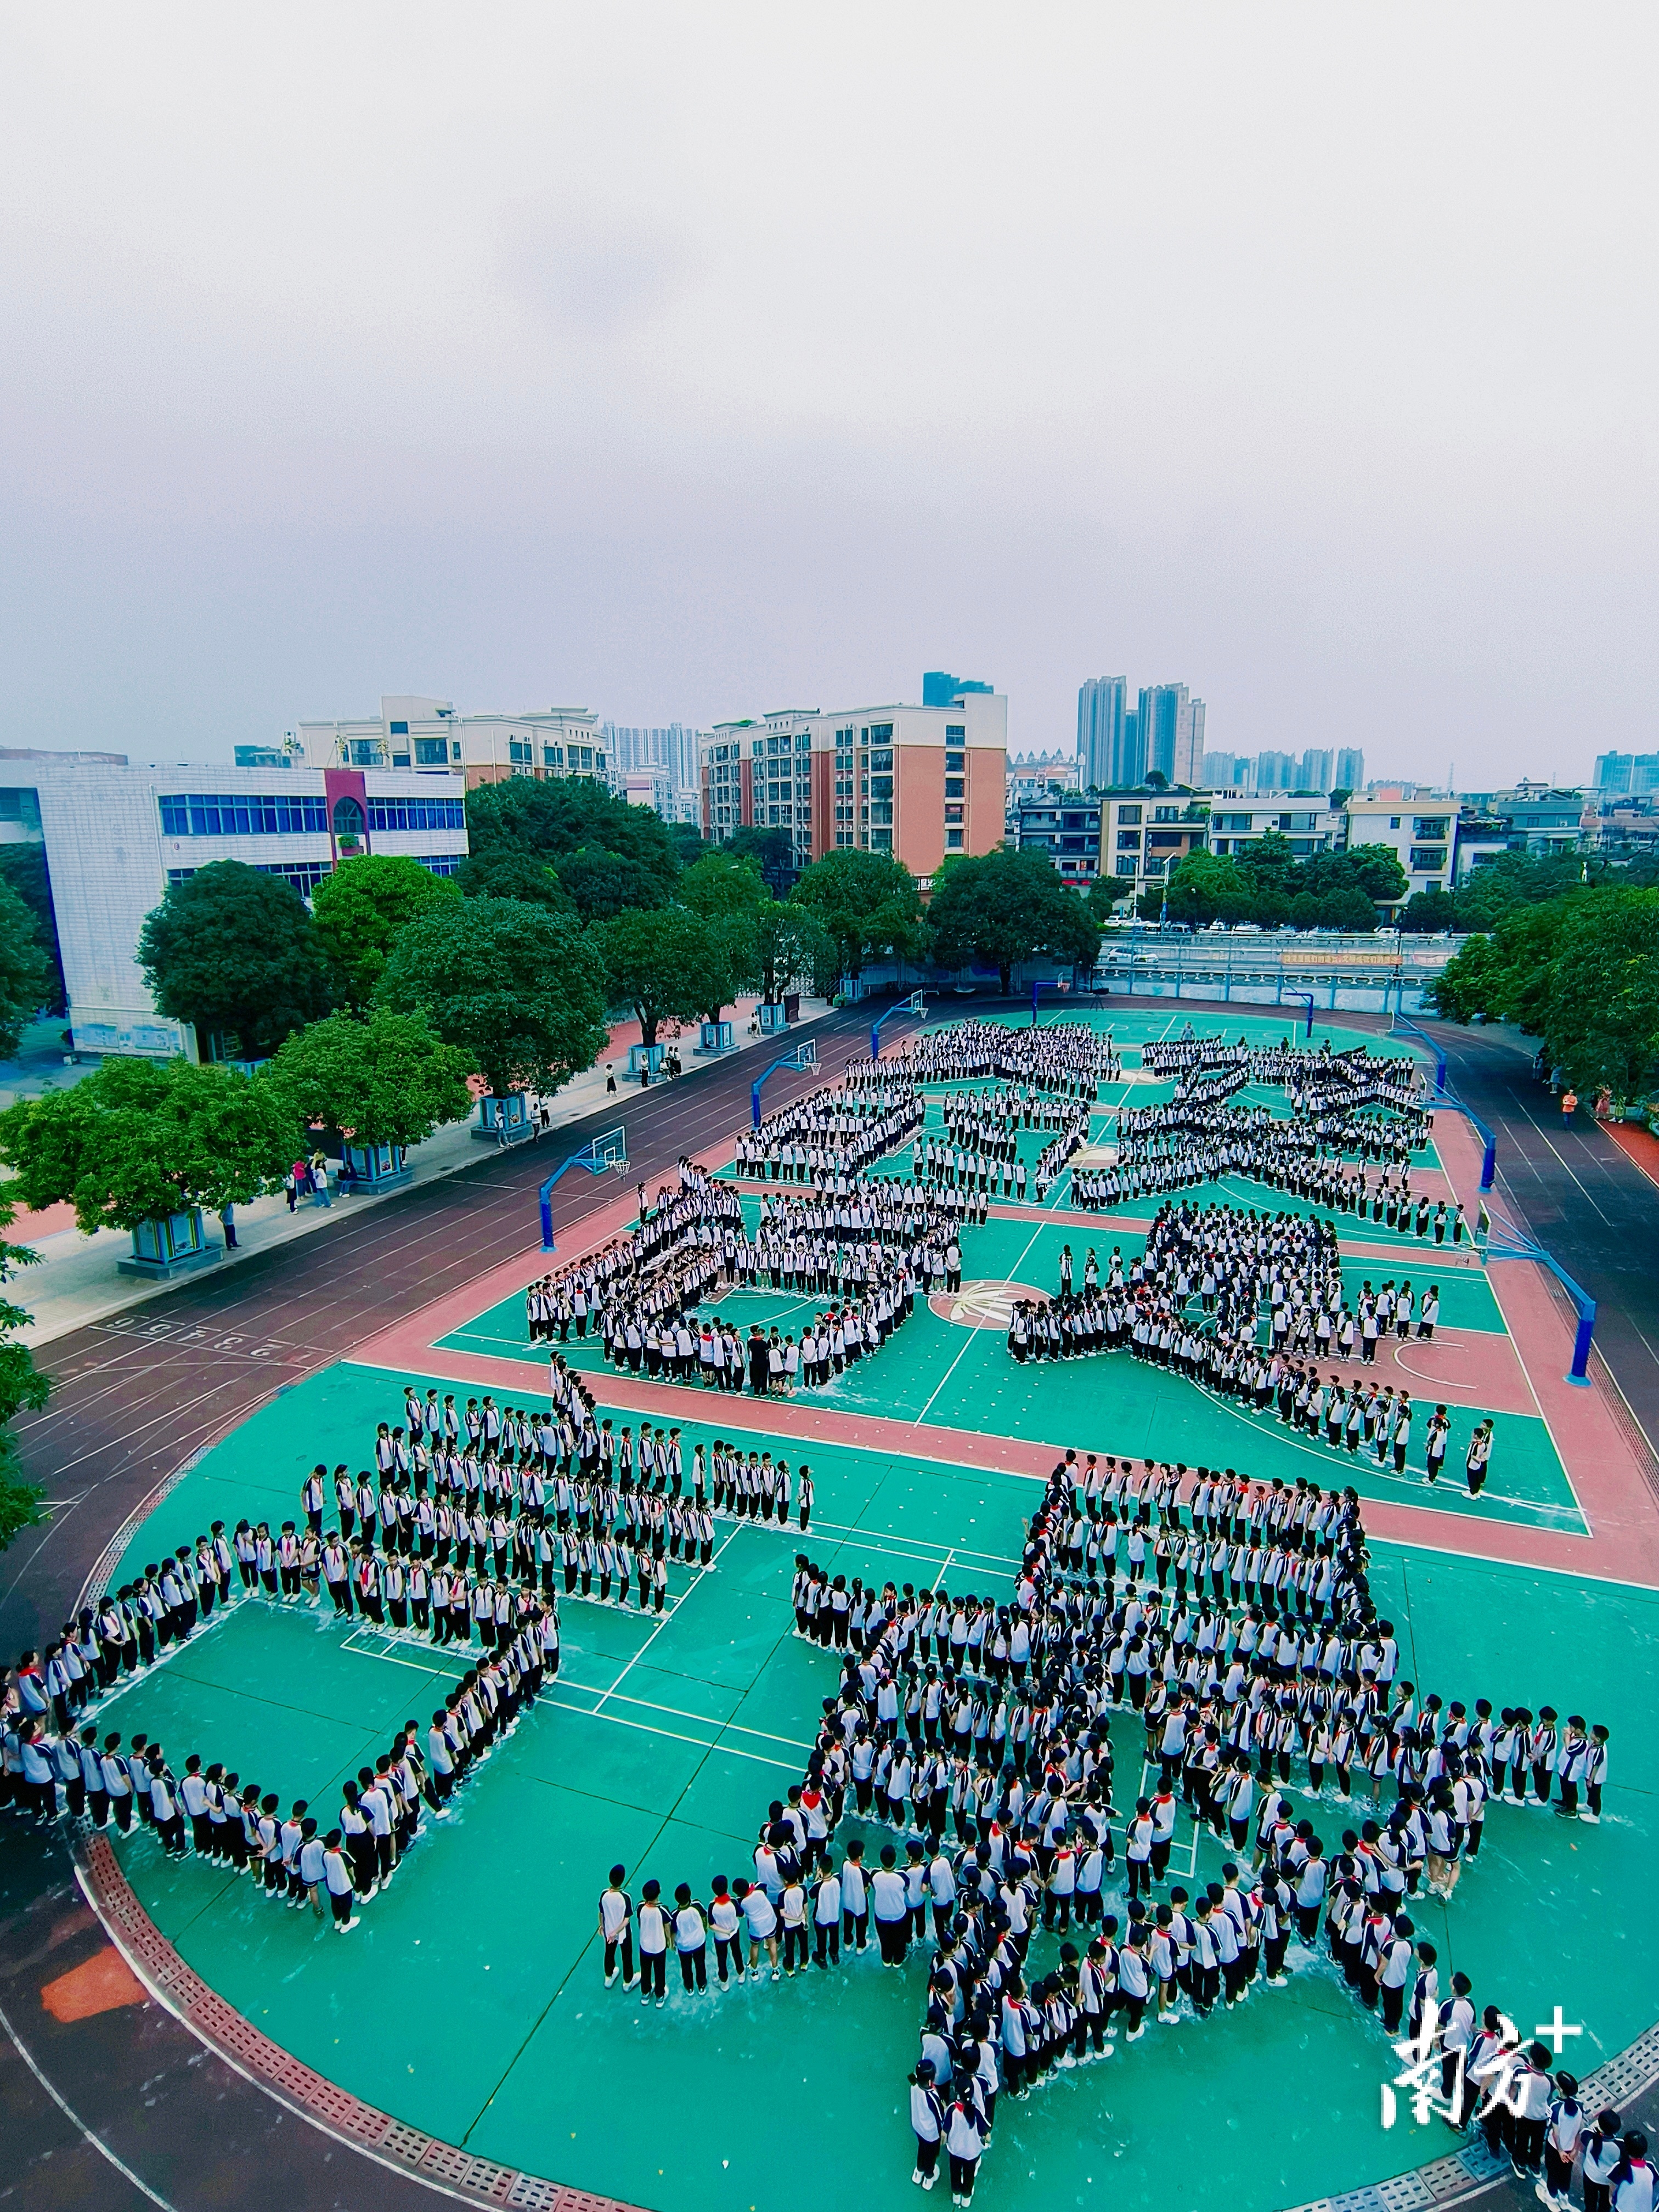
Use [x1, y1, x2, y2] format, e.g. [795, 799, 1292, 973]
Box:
[117, 1207, 223, 1280]
[473, 1093, 537, 1145]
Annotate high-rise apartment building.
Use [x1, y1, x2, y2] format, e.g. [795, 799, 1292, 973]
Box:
[701, 687, 1006, 882]
[1336, 747, 1365, 792]
[1594, 751, 1659, 796]
[1076, 676, 1126, 791]
[1300, 748, 1335, 794]
[1202, 751, 1254, 791]
[1254, 750, 1298, 792]
[1137, 685, 1205, 786]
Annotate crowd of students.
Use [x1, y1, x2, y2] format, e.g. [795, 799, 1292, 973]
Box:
[590, 1455, 1607, 2202]
[893, 1020, 1116, 1098]
[1006, 1198, 1494, 1489]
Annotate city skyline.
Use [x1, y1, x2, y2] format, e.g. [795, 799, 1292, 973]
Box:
[3, 10, 1652, 785]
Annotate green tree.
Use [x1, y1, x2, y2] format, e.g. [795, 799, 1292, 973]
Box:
[1543, 888, 1659, 1105]
[138, 862, 332, 1058]
[464, 777, 680, 891]
[310, 855, 461, 1007]
[0, 1179, 48, 1551]
[1316, 884, 1383, 932]
[752, 900, 836, 1001]
[1157, 852, 1255, 927]
[677, 853, 769, 923]
[1087, 873, 1138, 924]
[926, 847, 1101, 994]
[1399, 889, 1457, 933]
[1338, 843, 1410, 907]
[0, 1057, 301, 1235]
[0, 846, 65, 1018]
[0, 876, 52, 1056]
[554, 845, 672, 925]
[596, 907, 734, 1046]
[454, 849, 574, 911]
[667, 822, 711, 868]
[724, 826, 798, 895]
[377, 897, 608, 1101]
[1428, 931, 1499, 1024]
[262, 1008, 474, 1150]
[792, 849, 922, 983]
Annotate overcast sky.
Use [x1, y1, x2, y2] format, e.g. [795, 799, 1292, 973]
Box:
[2, 5, 1653, 785]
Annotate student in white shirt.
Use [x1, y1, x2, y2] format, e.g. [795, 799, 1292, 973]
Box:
[672, 1882, 708, 1991]
[599, 1866, 635, 1989]
[636, 1878, 669, 2006]
[708, 1876, 742, 1985]
[733, 1876, 780, 1980]
[909, 2058, 945, 2190]
[872, 1843, 911, 1965]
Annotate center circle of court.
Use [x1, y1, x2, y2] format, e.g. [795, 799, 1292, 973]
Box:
[929, 1278, 1049, 1328]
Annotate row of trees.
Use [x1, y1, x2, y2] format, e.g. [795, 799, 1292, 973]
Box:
[1431, 880, 1659, 1108]
[1133, 835, 1410, 931]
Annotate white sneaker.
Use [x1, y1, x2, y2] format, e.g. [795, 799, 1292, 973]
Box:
[912, 2170, 924, 2186]
[605, 1971, 618, 1988]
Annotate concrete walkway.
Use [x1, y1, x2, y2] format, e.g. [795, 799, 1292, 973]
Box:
[4, 998, 831, 1348]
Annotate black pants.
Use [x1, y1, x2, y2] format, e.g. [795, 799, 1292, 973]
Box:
[876, 1916, 907, 1963]
[604, 1935, 634, 1982]
[640, 1950, 666, 1997]
[679, 1946, 708, 1991]
[815, 1920, 840, 1966]
[948, 2155, 979, 2200]
[1511, 2118, 1547, 2175]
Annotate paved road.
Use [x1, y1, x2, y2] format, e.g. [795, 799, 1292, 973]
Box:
[1431, 1019, 1659, 1461]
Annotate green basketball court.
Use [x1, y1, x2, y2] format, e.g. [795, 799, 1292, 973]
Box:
[84, 1010, 1646, 2212]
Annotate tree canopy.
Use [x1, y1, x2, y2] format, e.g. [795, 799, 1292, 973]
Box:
[791, 849, 922, 980]
[0, 1178, 48, 1552]
[464, 777, 680, 893]
[138, 861, 332, 1058]
[926, 847, 1101, 994]
[262, 1008, 475, 1151]
[723, 825, 798, 895]
[377, 895, 608, 1099]
[454, 849, 574, 911]
[596, 906, 735, 1045]
[0, 874, 53, 1057]
[309, 854, 461, 1007]
[554, 844, 672, 925]
[1431, 884, 1659, 1107]
[676, 852, 770, 923]
[1144, 838, 1406, 930]
[0, 1057, 301, 1234]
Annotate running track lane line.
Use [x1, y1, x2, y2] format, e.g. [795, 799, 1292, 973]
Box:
[0, 1995, 179, 2212]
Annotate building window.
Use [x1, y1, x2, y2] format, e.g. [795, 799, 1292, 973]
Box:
[159, 792, 330, 837]
[945, 725, 965, 739]
[945, 751, 965, 773]
[509, 740, 533, 764]
[945, 830, 964, 850]
[366, 797, 466, 832]
[414, 738, 450, 766]
[332, 795, 366, 845]
[544, 745, 563, 768]
[870, 802, 893, 826]
[945, 778, 964, 799]
[1414, 817, 1450, 839]
[872, 828, 893, 850]
[1409, 847, 1448, 871]
[945, 805, 963, 824]
[1118, 804, 1142, 825]
[870, 775, 893, 800]
[388, 721, 409, 736]
[870, 724, 894, 741]
[1116, 829, 1142, 850]
[415, 854, 464, 877]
